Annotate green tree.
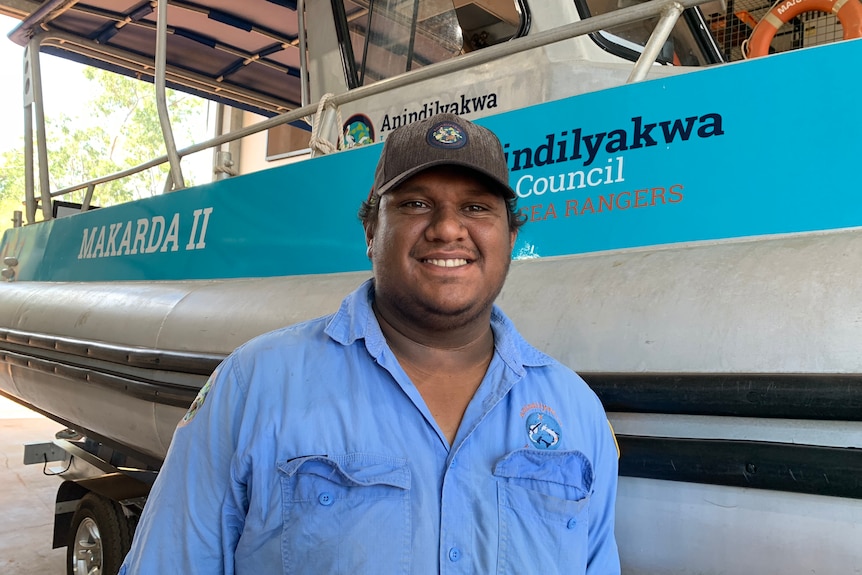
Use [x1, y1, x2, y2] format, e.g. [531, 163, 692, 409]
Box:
[0, 67, 208, 231]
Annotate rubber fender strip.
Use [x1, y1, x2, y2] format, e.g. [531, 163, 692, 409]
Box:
[0, 327, 224, 375]
[618, 435, 862, 500]
[585, 372, 862, 421]
[0, 349, 199, 408]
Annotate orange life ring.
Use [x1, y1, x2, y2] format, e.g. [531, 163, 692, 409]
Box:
[745, 0, 862, 58]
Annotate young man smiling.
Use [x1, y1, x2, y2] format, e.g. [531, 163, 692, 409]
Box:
[121, 113, 620, 574]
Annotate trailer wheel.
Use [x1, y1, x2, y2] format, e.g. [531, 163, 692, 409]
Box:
[67, 493, 135, 575]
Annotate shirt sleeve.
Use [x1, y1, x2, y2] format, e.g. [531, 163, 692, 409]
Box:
[586, 410, 622, 574]
[120, 355, 249, 575]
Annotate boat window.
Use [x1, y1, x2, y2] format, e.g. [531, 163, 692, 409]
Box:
[333, 0, 526, 87]
[575, 0, 723, 66]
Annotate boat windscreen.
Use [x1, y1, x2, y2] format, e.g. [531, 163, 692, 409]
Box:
[333, 0, 525, 88]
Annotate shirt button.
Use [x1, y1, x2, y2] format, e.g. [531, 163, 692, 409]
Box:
[318, 492, 334, 506]
[567, 518, 578, 529]
[448, 547, 462, 562]
[450, 458, 457, 467]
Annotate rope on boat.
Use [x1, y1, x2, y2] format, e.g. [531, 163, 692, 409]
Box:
[309, 92, 344, 156]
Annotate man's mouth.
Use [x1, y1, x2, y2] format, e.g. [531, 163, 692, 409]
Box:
[424, 258, 469, 268]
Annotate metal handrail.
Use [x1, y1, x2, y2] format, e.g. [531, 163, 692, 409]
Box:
[628, 2, 686, 83]
[154, 0, 185, 192]
[33, 0, 706, 212]
[23, 37, 52, 222]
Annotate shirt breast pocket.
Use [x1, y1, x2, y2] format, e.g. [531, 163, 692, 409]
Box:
[494, 448, 593, 574]
[278, 453, 411, 574]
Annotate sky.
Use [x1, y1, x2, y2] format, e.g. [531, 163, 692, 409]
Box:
[0, 14, 98, 153]
[0, 12, 213, 197]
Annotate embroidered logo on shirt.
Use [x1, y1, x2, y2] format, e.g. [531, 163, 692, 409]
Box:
[179, 369, 216, 427]
[522, 404, 562, 450]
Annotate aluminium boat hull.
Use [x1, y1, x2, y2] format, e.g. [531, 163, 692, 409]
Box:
[2, 227, 862, 573]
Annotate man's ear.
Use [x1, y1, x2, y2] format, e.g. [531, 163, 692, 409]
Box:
[365, 225, 375, 259]
[509, 230, 517, 251]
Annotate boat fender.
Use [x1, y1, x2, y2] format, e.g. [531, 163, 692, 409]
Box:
[744, 0, 862, 58]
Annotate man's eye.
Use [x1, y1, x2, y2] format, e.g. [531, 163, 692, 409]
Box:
[464, 204, 487, 212]
[402, 200, 427, 209]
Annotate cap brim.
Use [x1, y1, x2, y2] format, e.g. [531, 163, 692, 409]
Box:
[374, 159, 516, 199]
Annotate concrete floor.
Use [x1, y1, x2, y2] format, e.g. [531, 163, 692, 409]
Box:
[0, 396, 67, 574]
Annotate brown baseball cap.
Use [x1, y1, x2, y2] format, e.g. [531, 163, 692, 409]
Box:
[371, 113, 515, 199]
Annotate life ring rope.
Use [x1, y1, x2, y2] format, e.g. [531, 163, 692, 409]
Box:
[833, 0, 852, 13]
[743, 0, 862, 58]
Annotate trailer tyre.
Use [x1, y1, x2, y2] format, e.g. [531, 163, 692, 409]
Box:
[67, 493, 136, 575]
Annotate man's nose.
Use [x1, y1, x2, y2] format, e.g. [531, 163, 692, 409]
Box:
[426, 205, 466, 241]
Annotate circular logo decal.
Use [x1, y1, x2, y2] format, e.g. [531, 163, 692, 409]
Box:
[342, 114, 374, 149]
[525, 411, 562, 450]
[427, 121, 468, 149]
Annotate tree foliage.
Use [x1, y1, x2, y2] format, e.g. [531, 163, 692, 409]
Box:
[0, 66, 208, 224]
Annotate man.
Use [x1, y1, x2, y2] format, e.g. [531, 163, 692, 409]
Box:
[121, 113, 620, 574]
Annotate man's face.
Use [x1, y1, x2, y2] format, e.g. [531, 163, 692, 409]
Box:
[367, 166, 517, 332]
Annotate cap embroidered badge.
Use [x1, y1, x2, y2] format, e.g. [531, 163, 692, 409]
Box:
[427, 121, 468, 149]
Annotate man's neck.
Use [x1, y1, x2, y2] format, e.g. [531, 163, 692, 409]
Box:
[373, 303, 495, 444]
[372, 302, 495, 373]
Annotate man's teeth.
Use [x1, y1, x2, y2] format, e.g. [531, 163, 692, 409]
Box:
[426, 258, 468, 268]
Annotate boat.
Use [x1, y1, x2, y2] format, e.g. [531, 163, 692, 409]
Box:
[1, 0, 861, 573]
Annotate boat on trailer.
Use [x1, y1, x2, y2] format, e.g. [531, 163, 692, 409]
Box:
[1, 0, 861, 573]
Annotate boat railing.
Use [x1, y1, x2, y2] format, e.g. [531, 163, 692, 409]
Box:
[20, 0, 712, 225]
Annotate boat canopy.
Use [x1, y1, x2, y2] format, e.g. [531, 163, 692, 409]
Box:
[6, 0, 536, 118]
[9, 0, 308, 117]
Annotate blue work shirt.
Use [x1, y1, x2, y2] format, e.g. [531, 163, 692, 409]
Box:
[121, 280, 620, 574]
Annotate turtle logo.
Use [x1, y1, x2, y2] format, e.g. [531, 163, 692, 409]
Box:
[525, 411, 562, 450]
